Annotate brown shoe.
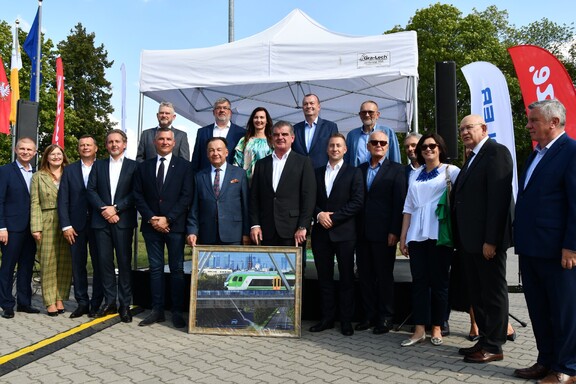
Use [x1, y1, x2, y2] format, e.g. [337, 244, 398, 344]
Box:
[538, 372, 576, 384]
[514, 363, 550, 380]
[463, 349, 503, 363]
[458, 342, 482, 356]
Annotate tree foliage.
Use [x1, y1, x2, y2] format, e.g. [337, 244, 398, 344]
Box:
[0, 21, 115, 163]
[388, 3, 575, 167]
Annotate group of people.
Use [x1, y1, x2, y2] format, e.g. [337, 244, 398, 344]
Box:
[0, 96, 574, 383]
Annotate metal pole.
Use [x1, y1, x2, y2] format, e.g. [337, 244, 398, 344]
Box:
[35, 0, 43, 102]
[228, 0, 234, 42]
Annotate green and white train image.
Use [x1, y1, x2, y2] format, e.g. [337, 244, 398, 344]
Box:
[223, 271, 295, 291]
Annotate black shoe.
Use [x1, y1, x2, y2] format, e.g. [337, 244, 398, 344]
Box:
[96, 303, 117, 318]
[2, 308, 15, 319]
[441, 321, 450, 337]
[373, 322, 391, 335]
[139, 310, 166, 326]
[88, 305, 100, 318]
[309, 320, 334, 332]
[507, 332, 517, 341]
[119, 306, 132, 323]
[354, 320, 374, 331]
[47, 311, 58, 317]
[172, 312, 186, 328]
[70, 305, 89, 318]
[341, 322, 354, 336]
[16, 305, 41, 314]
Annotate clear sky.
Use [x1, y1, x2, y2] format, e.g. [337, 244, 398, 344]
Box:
[3, 0, 574, 157]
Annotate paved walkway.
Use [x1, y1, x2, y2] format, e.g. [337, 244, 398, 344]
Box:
[0, 254, 537, 383]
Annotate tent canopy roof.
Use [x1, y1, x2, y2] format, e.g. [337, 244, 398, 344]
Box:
[140, 9, 418, 134]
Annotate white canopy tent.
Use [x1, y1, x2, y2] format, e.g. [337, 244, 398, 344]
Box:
[139, 9, 419, 136]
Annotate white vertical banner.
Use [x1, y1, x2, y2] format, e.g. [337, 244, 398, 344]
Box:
[462, 61, 518, 200]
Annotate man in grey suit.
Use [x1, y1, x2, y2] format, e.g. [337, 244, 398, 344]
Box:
[136, 101, 190, 162]
[187, 137, 250, 246]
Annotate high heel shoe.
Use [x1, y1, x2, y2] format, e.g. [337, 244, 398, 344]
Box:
[507, 332, 517, 341]
[47, 311, 58, 317]
[57, 309, 65, 314]
[468, 334, 480, 342]
[401, 334, 426, 347]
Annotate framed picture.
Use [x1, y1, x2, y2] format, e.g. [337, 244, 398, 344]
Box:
[188, 245, 302, 337]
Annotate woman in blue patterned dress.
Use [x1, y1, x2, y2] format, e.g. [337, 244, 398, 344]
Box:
[233, 107, 273, 183]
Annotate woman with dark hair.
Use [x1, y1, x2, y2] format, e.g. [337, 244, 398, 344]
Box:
[233, 107, 273, 182]
[399, 133, 460, 347]
[30, 144, 71, 316]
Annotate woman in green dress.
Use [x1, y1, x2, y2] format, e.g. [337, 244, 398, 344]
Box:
[30, 144, 71, 316]
[233, 107, 273, 183]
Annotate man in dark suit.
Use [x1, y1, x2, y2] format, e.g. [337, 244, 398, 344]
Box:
[87, 129, 138, 323]
[136, 101, 190, 162]
[0, 138, 40, 318]
[513, 99, 576, 383]
[292, 94, 339, 169]
[191, 97, 245, 172]
[58, 135, 103, 318]
[453, 114, 513, 364]
[134, 127, 194, 328]
[404, 132, 421, 183]
[309, 133, 364, 336]
[187, 137, 249, 246]
[356, 130, 406, 334]
[250, 120, 316, 249]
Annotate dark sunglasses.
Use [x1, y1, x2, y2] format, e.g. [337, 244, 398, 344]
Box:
[421, 143, 438, 151]
[369, 140, 388, 147]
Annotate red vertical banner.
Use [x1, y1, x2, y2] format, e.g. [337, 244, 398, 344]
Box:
[53, 56, 64, 147]
[508, 45, 576, 138]
[0, 56, 11, 134]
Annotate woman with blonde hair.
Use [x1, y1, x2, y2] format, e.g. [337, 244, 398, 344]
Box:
[31, 144, 71, 316]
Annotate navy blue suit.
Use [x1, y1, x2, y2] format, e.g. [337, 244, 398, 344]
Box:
[311, 163, 364, 323]
[0, 162, 36, 310]
[190, 123, 245, 172]
[57, 160, 103, 312]
[515, 133, 576, 376]
[134, 155, 194, 312]
[187, 163, 249, 245]
[293, 118, 339, 169]
[356, 159, 406, 325]
[86, 157, 138, 308]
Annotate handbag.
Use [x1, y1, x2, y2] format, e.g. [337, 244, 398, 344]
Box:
[436, 165, 453, 247]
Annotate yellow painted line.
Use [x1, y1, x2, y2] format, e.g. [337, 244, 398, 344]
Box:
[0, 307, 135, 365]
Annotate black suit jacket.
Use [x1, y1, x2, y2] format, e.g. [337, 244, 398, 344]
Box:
[136, 127, 190, 162]
[134, 155, 194, 234]
[57, 160, 91, 232]
[0, 162, 34, 232]
[86, 156, 138, 229]
[250, 151, 316, 240]
[313, 163, 364, 242]
[453, 138, 514, 253]
[358, 159, 406, 241]
[191, 123, 245, 172]
[293, 118, 339, 169]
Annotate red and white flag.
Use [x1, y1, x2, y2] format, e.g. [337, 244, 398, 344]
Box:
[0, 56, 11, 135]
[508, 45, 576, 138]
[53, 56, 64, 147]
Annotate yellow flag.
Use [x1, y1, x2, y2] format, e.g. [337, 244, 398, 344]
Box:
[10, 22, 22, 125]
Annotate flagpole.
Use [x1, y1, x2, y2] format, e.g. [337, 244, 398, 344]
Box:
[34, 0, 42, 102]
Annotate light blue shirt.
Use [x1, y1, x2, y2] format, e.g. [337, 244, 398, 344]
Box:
[366, 158, 384, 190]
[16, 160, 33, 192]
[304, 119, 318, 152]
[524, 132, 565, 188]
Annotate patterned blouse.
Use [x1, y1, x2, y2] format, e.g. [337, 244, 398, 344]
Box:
[233, 137, 273, 182]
